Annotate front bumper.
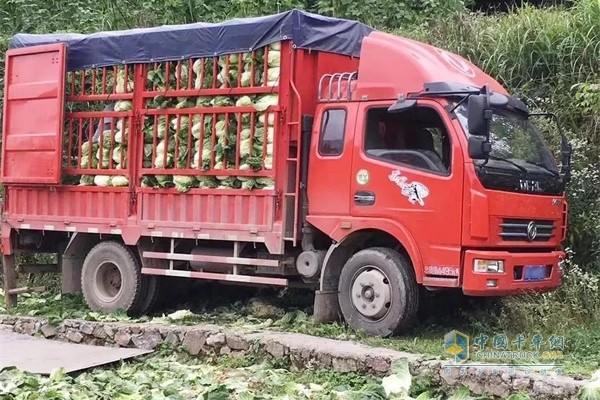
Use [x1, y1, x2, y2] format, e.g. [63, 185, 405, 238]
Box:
[462, 250, 564, 296]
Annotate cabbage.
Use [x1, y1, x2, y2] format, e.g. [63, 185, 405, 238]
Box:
[264, 155, 273, 170]
[258, 113, 276, 127]
[266, 143, 273, 156]
[236, 96, 253, 107]
[579, 370, 600, 400]
[156, 139, 175, 155]
[80, 141, 98, 168]
[115, 68, 133, 94]
[114, 129, 127, 144]
[94, 175, 111, 187]
[111, 176, 129, 187]
[81, 140, 93, 156]
[217, 176, 240, 189]
[240, 138, 252, 157]
[267, 67, 280, 82]
[218, 54, 239, 67]
[116, 119, 125, 131]
[268, 50, 281, 67]
[171, 116, 190, 132]
[217, 69, 237, 88]
[241, 71, 253, 87]
[141, 176, 158, 188]
[215, 120, 227, 137]
[79, 156, 98, 168]
[144, 144, 153, 159]
[191, 122, 203, 139]
[176, 63, 190, 87]
[96, 148, 111, 168]
[254, 95, 278, 112]
[192, 58, 203, 74]
[269, 42, 281, 51]
[173, 175, 196, 193]
[266, 127, 275, 143]
[155, 175, 173, 188]
[112, 147, 126, 166]
[211, 96, 234, 107]
[175, 98, 192, 108]
[144, 117, 168, 141]
[114, 100, 132, 112]
[239, 178, 256, 190]
[240, 128, 251, 140]
[79, 175, 94, 186]
[196, 176, 218, 188]
[154, 152, 173, 168]
[196, 96, 212, 106]
[256, 177, 274, 190]
[192, 59, 215, 89]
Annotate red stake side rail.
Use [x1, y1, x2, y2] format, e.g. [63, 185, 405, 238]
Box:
[1, 41, 360, 255]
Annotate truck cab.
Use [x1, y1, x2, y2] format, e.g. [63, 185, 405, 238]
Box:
[306, 32, 569, 336]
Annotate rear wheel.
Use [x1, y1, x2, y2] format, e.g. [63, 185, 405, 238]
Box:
[81, 241, 143, 315]
[338, 247, 419, 337]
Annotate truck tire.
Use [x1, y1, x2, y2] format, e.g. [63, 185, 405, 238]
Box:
[129, 275, 160, 316]
[338, 247, 419, 337]
[81, 241, 143, 315]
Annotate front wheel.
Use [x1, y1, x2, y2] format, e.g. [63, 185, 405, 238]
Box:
[338, 247, 419, 337]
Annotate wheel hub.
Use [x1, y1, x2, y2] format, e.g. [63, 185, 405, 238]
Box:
[351, 267, 391, 320]
[95, 261, 123, 302]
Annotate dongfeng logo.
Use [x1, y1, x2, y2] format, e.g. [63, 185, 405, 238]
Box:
[527, 221, 538, 241]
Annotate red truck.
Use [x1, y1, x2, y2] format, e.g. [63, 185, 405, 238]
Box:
[1, 10, 570, 336]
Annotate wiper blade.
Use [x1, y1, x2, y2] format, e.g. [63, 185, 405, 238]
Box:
[483, 156, 528, 174]
[520, 160, 560, 177]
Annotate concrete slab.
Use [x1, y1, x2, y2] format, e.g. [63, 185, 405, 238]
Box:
[0, 330, 151, 374]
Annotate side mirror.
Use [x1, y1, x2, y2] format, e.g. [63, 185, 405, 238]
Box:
[468, 136, 491, 160]
[561, 141, 572, 184]
[388, 99, 417, 113]
[467, 94, 491, 136]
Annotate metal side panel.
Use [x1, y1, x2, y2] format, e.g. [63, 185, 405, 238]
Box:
[1, 43, 66, 185]
[138, 189, 276, 232]
[4, 186, 130, 223]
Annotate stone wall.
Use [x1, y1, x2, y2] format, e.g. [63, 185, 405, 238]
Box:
[0, 315, 585, 399]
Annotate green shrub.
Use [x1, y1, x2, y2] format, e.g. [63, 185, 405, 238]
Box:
[498, 248, 600, 331]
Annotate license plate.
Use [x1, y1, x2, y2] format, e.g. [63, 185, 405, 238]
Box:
[523, 265, 548, 281]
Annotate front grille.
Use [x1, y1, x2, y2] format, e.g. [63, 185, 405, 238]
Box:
[500, 219, 555, 242]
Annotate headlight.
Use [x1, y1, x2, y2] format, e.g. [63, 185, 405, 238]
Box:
[474, 259, 504, 273]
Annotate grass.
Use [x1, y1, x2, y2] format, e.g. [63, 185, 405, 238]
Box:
[2, 275, 598, 378]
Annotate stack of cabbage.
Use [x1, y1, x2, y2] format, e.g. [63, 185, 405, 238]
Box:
[78, 99, 132, 187]
[141, 42, 281, 192]
[74, 42, 281, 192]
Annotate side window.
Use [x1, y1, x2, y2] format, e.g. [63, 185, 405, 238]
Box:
[363, 106, 451, 174]
[318, 109, 347, 156]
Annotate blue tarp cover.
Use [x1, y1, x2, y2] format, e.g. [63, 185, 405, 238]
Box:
[9, 9, 374, 71]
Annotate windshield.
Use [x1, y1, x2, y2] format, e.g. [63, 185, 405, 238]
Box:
[455, 103, 559, 175]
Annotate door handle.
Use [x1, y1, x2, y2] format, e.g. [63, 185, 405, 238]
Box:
[354, 191, 375, 206]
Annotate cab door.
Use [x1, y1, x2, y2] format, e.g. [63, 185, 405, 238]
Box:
[307, 103, 358, 217]
[349, 100, 465, 283]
